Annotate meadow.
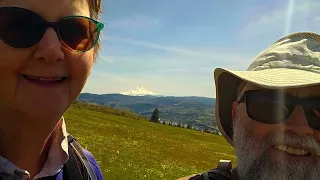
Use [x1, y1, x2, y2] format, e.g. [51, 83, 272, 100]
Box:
[64, 105, 236, 180]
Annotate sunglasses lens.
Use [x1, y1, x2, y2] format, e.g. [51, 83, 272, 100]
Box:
[58, 17, 99, 51]
[246, 92, 289, 124]
[0, 7, 45, 48]
[305, 101, 320, 129]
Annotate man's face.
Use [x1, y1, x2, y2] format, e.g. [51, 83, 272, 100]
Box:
[232, 83, 320, 180]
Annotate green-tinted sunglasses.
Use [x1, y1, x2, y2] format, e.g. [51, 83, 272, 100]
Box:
[0, 7, 104, 52]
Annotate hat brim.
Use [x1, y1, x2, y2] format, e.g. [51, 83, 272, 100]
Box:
[214, 68, 320, 146]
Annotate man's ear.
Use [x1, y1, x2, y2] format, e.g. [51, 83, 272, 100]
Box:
[232, 101, 239, 123]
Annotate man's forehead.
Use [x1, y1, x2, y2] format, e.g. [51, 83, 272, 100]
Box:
[240, 83, 320, 98]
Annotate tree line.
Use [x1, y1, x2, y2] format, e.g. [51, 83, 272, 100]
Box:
[73, 101, 220, 135]
[149, 108, 220, 135]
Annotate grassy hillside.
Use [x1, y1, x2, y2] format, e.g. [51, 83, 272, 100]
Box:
[64, 106, 236, 180]
[78, 93, 217, 131]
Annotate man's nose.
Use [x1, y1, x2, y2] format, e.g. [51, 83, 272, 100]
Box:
[33, 28, 65, 62]
[283, 105, 313, 136]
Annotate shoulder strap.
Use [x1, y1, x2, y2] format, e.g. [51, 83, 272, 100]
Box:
[203, 160, 232, 180]
[63, 141, 86, 180]
[66, 135, 98, 180]
[39, 136, 84, 180]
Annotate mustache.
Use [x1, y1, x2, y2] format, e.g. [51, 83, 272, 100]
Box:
[233, 117, 320, 180]
[264, 131, 320, 155]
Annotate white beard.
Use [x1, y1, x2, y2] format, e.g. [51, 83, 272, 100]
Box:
[233, 116, 320, 180]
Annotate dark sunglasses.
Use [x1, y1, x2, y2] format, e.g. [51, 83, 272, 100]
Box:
[237, 90, 320, 130]
[0, 7, 104, 52]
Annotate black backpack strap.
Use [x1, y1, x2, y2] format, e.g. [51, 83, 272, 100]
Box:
[65, 134, 98, 180]
[199, 160, 232, 180]
[40, 136, 85, 180]
[212, 160, 232, 179]
[63, 141, 86, 180]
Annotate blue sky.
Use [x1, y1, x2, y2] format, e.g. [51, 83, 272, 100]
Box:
[82, 0, 320, 98]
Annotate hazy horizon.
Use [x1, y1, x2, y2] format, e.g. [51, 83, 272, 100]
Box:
[81, 85, 215, 98]
[81, 0, 320, 98]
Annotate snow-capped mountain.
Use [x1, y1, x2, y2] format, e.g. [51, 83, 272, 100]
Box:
[120, 85, 159, 96]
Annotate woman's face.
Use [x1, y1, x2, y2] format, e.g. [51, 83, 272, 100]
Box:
[0, 0, 95, 122]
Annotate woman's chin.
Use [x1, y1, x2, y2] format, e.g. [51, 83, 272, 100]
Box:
[19, 102, 68, 122]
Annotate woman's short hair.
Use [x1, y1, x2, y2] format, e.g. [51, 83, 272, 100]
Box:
[88, 0, 102, 60]
[88, 0, 102, 20]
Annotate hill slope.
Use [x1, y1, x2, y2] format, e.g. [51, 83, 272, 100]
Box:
[64, 105, 236, 180]
[78, 93, 217, 131]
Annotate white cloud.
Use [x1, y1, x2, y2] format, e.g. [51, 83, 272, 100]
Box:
[82, 69, 217, 98]
[90, 21, 264, 98]
[104, 36, 220, 59]
[96, 52, 253, 76]
[106, 14, 160, 29]
[102, 36, 255, 70]
[239, 0, 320, 39]
[156, 68, 190, 73]
[89, 40, 256, 98]
[99, 56, 115, 64]
[85, 46, 251, 98]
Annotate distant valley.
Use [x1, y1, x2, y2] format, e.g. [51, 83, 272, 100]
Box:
[78, 86, 217, 131]
[77, 91, 218, 132]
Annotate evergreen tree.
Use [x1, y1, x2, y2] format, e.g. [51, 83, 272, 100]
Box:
[177, 122, 181, 127]
[150, 108, 160, 122]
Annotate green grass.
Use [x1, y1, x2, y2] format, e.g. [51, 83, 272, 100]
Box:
[64, 107, 236, 180]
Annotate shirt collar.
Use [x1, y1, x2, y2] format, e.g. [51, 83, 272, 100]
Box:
[34, 117, 69, 179]
[0, 117, 70, 179]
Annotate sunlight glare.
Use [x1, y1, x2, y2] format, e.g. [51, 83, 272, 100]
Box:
[284, 0, 295, 35]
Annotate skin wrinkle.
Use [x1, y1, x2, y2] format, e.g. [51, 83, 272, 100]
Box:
[233, 83, 320, 180]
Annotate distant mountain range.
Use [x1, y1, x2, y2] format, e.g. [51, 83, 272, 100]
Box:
[78, 86, 217, 131]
